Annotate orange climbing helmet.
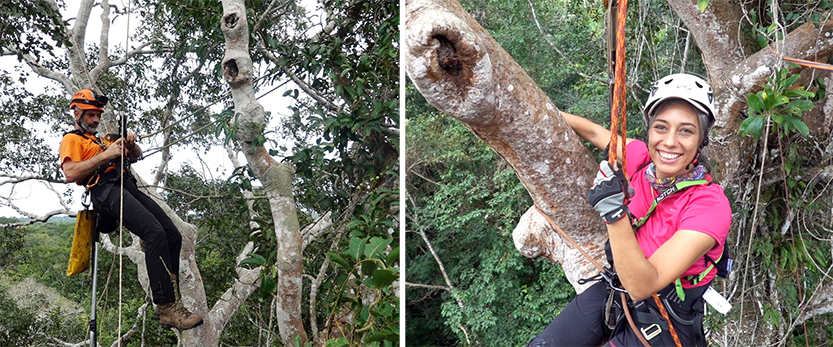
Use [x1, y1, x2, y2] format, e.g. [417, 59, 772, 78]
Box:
[69, 89, 108, 111]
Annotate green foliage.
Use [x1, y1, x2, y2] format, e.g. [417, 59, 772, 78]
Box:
[0, 223, 28, 269]
[406, 89, 574, 346]
[740, 67, 814, 141]
[316, 178, 400, 346]
[0, 0, 69, 60]
[735, 65, 831, 346]
[0, 283, 37, 346]
[697, 0, 709, 12]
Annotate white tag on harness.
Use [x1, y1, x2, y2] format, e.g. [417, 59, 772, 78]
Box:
[702, 286, 731, 314]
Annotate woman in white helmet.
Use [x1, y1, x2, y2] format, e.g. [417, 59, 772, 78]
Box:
[527, 74, 731, 346]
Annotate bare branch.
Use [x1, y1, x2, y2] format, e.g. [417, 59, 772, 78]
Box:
[50, 337, 88, 347]
[0, 174, 67, 187]
[108, 302, 149, 347]
[88, 0, 113, 83]
[209, 241, 261, 328]
[404, 282, 451, 291]
[108, 41, 157, 67]
[256, 45, 343, 113]
[17, 52, 75, 92]
[375, 123, 400, 138]
[68, 0, 97, 89]
[302, 211, 333, 249]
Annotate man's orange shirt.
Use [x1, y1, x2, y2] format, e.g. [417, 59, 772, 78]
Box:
[59, 132, 115, 185]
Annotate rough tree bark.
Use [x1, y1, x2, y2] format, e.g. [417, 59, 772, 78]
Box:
[405, 0, 607, 290]
[404, 0, 833, 306]
[219, 1, 308, 346]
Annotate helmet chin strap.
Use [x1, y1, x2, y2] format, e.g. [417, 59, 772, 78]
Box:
[686, 147, 703, 171]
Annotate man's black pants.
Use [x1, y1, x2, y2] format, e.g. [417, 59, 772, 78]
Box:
[90, 172, 182, 305]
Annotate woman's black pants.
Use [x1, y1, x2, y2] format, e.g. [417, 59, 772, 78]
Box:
[527, 281, 705, 347]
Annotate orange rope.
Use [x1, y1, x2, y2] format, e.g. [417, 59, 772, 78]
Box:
[653, 294, 683, 347]
[608, 0, 629, 180]
[768, 46, 833, 72]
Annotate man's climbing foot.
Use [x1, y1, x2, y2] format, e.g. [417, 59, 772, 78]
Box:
[154, 302, 204, 331]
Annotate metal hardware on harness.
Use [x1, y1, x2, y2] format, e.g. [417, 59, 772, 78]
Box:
[578, 268, 627, 294]
[640, 323, 661, 340]
[600, 268, 628, 293]
[604, 287, 618, 330]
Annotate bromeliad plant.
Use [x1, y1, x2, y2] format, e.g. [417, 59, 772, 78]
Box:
[739, 66, 815, 141]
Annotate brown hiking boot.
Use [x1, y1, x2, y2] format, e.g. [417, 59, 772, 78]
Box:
[155, 302, 204, 330]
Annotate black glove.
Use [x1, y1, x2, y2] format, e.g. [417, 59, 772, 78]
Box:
[588, 160, 632, 224]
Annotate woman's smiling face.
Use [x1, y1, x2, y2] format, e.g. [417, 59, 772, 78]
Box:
[647, 100, 702, 180]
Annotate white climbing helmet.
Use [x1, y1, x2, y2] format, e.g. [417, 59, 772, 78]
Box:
[643, 73, 716, 131]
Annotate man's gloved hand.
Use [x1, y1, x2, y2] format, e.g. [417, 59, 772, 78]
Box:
[587, 160, 632, 224]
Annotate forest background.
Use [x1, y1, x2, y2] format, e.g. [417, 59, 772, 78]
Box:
[0, 0, 398, 346]
[406, 0, 833, 346]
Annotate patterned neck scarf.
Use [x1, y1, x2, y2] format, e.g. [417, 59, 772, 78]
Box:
[644, 163, 707, 191]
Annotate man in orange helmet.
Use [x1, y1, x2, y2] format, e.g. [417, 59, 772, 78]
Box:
[59, 89, 203, 331]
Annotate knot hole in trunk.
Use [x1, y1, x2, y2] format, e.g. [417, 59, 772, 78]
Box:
[434, 35, 462, 75]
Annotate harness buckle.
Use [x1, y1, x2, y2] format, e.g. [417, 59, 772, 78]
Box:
[640, 323, 662, 341]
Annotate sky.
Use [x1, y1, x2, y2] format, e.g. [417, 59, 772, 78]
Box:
[0, 1, 304, 218]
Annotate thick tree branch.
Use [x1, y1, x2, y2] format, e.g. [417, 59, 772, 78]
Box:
[405, 0, 606, 290]
[18, 52, 75, 92]
[88, 0, 113, 83]
[726, 16, 833, 117]
[302, 211, 333, 249]
[221, 1, 307, 344]
[100, 233, 151, 295]
[68, 0, 97, 89]
[208, 241, 261, 330]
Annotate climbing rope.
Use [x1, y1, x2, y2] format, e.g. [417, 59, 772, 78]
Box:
[607, 0, 628, 178]
[769, 46, 833, 71]
[533, 204, 652, 347]
[117, 1, 132, 344]
[533, 1, 690, 346]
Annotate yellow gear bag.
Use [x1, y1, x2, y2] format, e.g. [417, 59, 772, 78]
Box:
[67, 209, 96, 277]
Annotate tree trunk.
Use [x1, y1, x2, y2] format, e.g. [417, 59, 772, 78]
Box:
[405, 0, 609, 290]
[219, 1, 308, 346]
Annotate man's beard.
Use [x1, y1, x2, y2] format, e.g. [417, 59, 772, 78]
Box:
[80, 119, 98, 134]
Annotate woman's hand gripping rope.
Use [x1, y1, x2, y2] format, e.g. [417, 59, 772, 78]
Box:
[587, 160, 633, 224]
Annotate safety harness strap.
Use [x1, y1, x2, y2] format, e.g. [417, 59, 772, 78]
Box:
[630, 179, 718, 302]
[632, 179, 710, 228]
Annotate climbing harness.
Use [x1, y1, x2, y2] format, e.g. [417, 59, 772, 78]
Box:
[536, 176, 718, 347]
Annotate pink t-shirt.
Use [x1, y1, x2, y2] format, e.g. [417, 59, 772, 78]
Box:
[624, 140, 731, 288]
